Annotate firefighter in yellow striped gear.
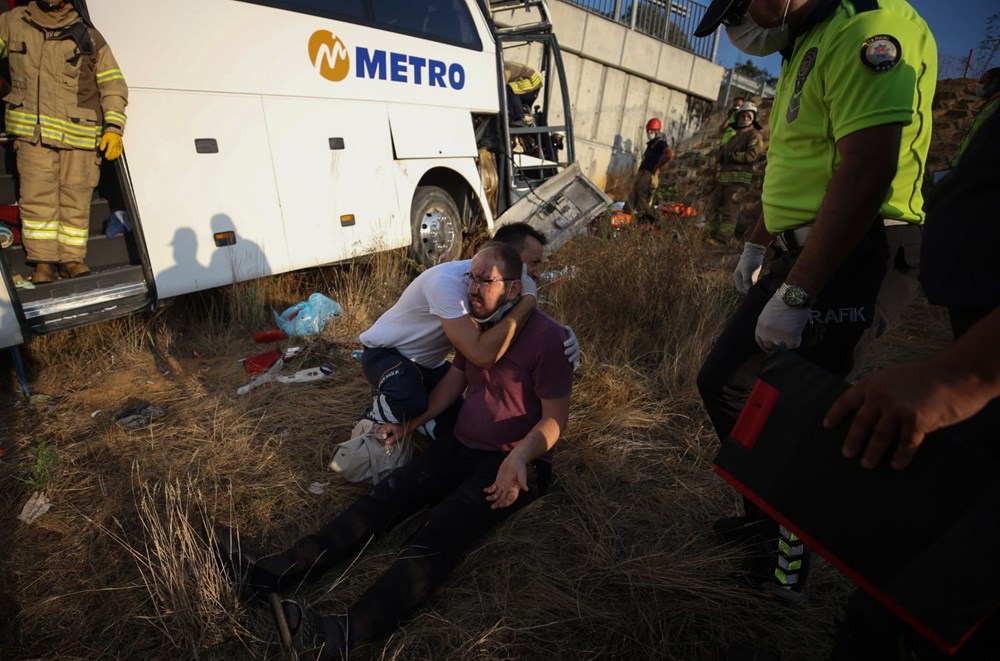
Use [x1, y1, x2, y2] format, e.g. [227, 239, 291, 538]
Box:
[503, 61, 542, 125]
[707, 102, 764, 244]
[0, 0, 128, 284]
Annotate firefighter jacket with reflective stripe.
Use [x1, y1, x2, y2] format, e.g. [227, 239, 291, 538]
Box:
[718, 126, 762, 186]
[0, 6, 127, 151]
[503, 61, 542, 95]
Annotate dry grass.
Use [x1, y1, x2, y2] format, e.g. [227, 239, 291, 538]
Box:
[0, 226, 948, 660]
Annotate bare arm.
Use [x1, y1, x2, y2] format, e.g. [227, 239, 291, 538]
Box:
[747, 215, 772, 245]
[439, 295, 536, 370]
[485, 395, 570, 509]
[825, 307, 1000, 469]
[655, 146, 675, 173]
[785, 124, 902, 294]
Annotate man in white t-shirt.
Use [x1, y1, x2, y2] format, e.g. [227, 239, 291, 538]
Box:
[352, 228, 577, 443]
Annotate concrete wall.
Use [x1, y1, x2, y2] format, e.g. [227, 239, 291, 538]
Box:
[493, 1, 724, 192]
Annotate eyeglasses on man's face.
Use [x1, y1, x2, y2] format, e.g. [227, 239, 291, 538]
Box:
[463, 272, 518, 288]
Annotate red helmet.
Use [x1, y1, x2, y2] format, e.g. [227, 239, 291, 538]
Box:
[645, 118, 662, 132]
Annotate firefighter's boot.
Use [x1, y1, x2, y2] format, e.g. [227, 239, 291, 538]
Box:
[61, 261, 91, 278]
[30, 263, 57, 284]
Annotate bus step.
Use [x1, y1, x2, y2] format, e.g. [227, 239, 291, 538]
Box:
[18, 264, 149, 335]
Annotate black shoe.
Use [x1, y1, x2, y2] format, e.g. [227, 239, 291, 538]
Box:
[282, 599, 348, 661]
[211, 525, 277, 601]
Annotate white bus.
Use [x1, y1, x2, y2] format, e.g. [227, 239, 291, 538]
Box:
[0, 0, 609, 349]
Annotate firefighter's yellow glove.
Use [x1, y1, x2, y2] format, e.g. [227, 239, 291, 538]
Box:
[99, 132, 123, 161]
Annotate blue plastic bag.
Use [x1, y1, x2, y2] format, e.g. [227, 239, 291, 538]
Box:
[273, 293, 342, 337]
[104, 210, 133, 239]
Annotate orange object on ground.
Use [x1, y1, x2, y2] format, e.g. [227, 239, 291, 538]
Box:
[657, 202, 698, 217]
[610, 210, 633, 229]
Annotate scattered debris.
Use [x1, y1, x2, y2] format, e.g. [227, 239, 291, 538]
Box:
[12, 273, 35, 290]
[242, 349, 281, 376]
[114, 402, 166, 430]
[91, 410, 101, 418]
[352, 349, 364, 361]
[18, 491, 52, 525]
[273, 293, 342, 337]
[237, 359, 284, 396]
[275, 364, 335, 384]
[192, 350, 203, 359]
[656, 201, 698, 217]
[104, 209, 133, 239]
[254, 329, 286, 343]
[29, 394, 51, 405]
[308, 482, 327, 495]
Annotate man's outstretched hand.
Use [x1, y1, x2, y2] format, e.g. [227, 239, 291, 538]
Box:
[485, 455, 528, 509]
[824, 358, 991, 470]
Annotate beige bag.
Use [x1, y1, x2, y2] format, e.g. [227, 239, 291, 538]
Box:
[328, 420, 412, 486]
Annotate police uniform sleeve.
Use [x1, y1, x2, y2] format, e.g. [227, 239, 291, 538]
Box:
[92, 29, 128, 135]
[823, 10, 933, 142]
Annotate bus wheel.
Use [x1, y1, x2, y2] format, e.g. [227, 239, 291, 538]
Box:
[411, 186, 461, 268]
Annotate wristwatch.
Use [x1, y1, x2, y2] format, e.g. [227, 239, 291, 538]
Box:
[777, 283, 813, 308]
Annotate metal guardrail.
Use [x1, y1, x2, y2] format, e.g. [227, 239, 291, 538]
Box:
[719, 68, 776, 106]
[561, 0, 717, 61]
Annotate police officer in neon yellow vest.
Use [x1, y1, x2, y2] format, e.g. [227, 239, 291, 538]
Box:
[693, 0, 936, 595]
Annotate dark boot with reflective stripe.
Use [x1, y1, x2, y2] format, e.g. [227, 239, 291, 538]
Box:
[771, 524, 809, 598]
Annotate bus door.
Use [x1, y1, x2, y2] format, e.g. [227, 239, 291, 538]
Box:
[493, 33, 575, 211]
[262, 98, 402, 269]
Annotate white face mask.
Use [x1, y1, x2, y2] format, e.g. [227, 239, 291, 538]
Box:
[725, 0, 793, 57]
[737, 115, 753, 128]
[646, 131, 658, 141]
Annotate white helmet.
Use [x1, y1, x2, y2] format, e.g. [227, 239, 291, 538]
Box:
[735, 102, 758, 122]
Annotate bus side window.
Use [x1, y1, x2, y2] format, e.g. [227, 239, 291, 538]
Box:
[243, 1, 367, 21]
[370, 0, 479, 47]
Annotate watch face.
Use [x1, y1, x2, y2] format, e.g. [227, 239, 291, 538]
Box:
[781, 284, 809, 307]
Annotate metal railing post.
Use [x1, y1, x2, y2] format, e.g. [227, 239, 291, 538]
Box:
[614, 0, 624, 22]
[630, 0, 638, 30]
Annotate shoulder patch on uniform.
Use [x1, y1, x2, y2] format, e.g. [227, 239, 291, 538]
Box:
[860, 35, 901, 72]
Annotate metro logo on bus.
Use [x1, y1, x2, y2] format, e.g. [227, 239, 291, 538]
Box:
[308, 31, 465, 90]
[308, 30, 351, 82]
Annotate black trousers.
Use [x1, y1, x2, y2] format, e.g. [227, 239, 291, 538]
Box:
[697, 221, 890, 585]
[848, 223, 923, 380]
[256, 434, 551, 646]
[698, 220, 890, 441]
[360, 346, 461, 439]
